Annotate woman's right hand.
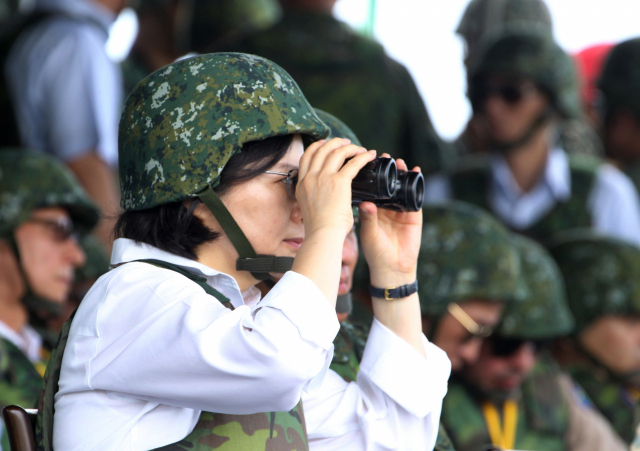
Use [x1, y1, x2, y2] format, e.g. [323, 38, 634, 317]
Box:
[296, 138, 376, 238]
[291, 138, 376, 305]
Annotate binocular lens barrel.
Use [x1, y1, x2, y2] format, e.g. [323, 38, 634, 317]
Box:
[350, 156, 424, 212]
[374, 170, 425, 212]
[351, 157, 397, 202]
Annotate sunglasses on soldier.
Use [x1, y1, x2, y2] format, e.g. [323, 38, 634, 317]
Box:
[472, 79, 538, 106]
[26, 216, 78, 242]
[486, 336, 550, 357]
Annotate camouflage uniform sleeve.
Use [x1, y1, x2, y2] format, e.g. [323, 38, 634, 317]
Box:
[559, 372, 627, 451]
[386, 59, 452, 175]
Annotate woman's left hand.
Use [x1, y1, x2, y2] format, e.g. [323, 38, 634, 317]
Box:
[359, 157, 422, 289]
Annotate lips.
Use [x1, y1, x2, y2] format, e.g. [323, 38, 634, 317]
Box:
[283, 238, 303, 250]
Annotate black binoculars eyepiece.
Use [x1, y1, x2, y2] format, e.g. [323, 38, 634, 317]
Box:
[351, 157, 424, 212]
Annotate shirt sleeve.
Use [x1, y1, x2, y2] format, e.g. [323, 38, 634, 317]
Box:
[7, 21, 121, 165]
[77, 267, 339, 415]
[302, 318, 451, 451]
[589, 164, 640, 247]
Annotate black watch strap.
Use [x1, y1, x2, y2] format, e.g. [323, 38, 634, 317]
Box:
[369, 281, 418, 300]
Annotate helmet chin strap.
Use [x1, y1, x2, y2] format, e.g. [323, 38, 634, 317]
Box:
[577, 340, 640, 389]
[198, 186, 294, 281]
[7, 236, 63, 317]
[489, 107, 554, 154]
[335, 293, 352, 315]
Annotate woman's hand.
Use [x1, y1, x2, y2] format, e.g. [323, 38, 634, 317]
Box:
[359, 157, 422, 289]
[291, 138, 376, 305]
[296, 138, 376, 238]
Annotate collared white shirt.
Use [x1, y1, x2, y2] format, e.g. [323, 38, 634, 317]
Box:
[425, 147, 640, 246]
[54, 239, 450, 450]
[5, 0, 121, 165]
[0, 320, 43, 363]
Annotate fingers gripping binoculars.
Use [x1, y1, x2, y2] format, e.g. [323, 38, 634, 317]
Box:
[351, 157, 424, 212]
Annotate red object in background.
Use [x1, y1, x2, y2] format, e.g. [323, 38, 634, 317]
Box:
[574, 44, 615, 107]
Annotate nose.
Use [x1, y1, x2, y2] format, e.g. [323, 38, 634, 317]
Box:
[66, 239, 86, 268]
[507, 343, 537, 374]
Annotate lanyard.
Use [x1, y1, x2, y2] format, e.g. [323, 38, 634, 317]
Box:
[482, 399, 518, 450]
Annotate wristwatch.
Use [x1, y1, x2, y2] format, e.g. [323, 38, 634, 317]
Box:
[369, 281, 418, 300]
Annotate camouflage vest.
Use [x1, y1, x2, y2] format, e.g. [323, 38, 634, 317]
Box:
[35, 260, 309, 451]
[567, 363, 640, 444]
[0, 336, 44, 450]
[441, 357, 569, 451]
[450, 153, 599, 244]
[329, 320, 369, 383]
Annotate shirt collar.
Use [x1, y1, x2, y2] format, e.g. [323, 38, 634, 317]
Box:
[36, 0, 115, 34]
[489, 146, 571, 202]
[0, 320, 43, 363]
[111, 238, 261, 309]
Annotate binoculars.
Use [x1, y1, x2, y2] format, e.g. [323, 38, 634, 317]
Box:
[351, 157, 424, 212]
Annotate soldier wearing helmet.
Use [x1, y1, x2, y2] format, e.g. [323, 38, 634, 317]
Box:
[0, 150, 98, 449]
[39, 54, 450, 451]
[596, 38, 640, 195]
[454, 0, 603, 160]
[441, 234, 626, 451]
[418, 202, 520, 371]
[551, 234, 640, 444]
[425, 26, 640, 246]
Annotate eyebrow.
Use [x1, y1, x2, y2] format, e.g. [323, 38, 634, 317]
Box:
[271, 163, 298, 172]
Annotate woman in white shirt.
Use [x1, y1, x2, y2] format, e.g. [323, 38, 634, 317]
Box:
[43, 53, 450, 451]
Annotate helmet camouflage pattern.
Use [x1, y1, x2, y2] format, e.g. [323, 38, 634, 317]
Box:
[0, 150, 99, 238]
[457, 0, 553, 59]
[418, 201, 523, 317]
[467, 26, 581, 119]
[499, 234, 574, 339]
[550, 233, 640, 333]
[119, 52, 329, 211]
[598, 38, 640, 117]
[314, 109, 361, 146]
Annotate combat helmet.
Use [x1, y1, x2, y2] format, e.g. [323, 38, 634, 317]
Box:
[457, 0, 553, 61]
[418, 201, 522, 317]
[549, 233, 640, 334]
[498, 234, 574, 339]
[467, 26, 581, 120]
[0, 150, 99, 239]
[119, 52, 329, 279]
[597, 38, 640, 119]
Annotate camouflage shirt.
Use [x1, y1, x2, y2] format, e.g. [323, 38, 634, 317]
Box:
[212, 10, 449, 174]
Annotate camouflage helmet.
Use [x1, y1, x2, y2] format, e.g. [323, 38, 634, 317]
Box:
[457, 0, 553, 60]
[0, 150, 99, 239]
[313, 109, 361, 146]
[597, 38, 640, 118]
[498, 234, 574, 339]
[550, 233, 640, 333]
[119, 52, 328, 211]
[467, 26, 581, 119]
[418, 201, 522, 317]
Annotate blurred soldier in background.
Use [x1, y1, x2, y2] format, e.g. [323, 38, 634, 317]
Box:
[2, 0, 126, 250]
[596, 38, 640, 195]
[551, 234, 640, 444]
[121, 0, 195, 95]
[455, 0, 603, 159]
[573, 43, 614, 128]
[0, 150, 98, 449]
[442, 234, 626, 451]
[418, 201, 520, 372]
[425, 27, 640, 246]
[213, 0, 449, 174]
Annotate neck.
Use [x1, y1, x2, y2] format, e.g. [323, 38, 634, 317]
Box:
[0, 284, 28, 334]
[196, 241, 257, 293]
[504, 126, 552, 193]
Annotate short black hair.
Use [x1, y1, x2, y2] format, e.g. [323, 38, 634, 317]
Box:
[114, 134, 295, 259]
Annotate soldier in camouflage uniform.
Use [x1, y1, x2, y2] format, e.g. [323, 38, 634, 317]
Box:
[550, 234, 640, 444]
[425, 26, 640, 246]
[0, 150, 98, 450]
[210, 0, 449, 175]
[442, 234, 626, 451]
[454, 0, 603, 160]
[37, 53, 449, 451]
[596, 38, 640, 195]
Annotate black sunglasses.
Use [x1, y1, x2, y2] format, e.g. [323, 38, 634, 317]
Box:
[487, 336, 549, 357]
[26, 217, 78, 242]
[472, 81, 538, 106]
